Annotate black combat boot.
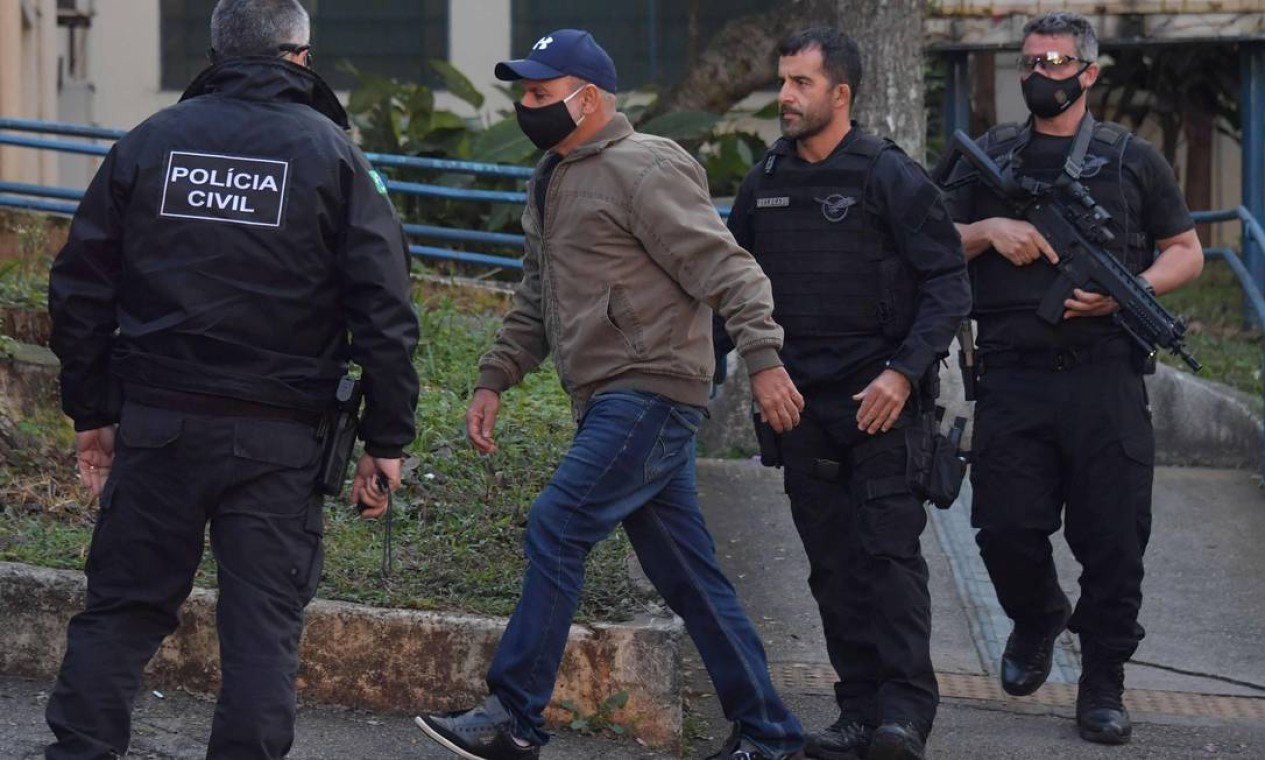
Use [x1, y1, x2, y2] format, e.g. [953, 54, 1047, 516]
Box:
[867, 721, 925, 760]
[805, 715, 873, 759]
[1000, 612, 1068, 697]
[1076, 657, 1132, 745]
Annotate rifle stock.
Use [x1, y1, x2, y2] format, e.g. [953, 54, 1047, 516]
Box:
[933, 129, 1200, 372]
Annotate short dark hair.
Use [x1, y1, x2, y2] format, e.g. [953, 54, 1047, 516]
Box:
[210, 0, 310, 60]
[777, 27, 863, 102]
[1022, 12, 1099, 62]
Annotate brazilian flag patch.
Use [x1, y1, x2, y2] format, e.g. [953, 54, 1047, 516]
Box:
[369, 170, 389, 196]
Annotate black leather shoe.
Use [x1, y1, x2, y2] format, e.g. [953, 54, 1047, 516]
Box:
[867, 722, 925, 760]
[414, 698, 539, 760]
[1000, 614, 1068, 696]
[1077, 660, 1132, 745]
[806, 717, 873, 759]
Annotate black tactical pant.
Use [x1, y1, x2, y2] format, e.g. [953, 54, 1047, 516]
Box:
[46, 400, 325, 760]
[970, 351, 1153, 664]
[779, 400, 938, 733]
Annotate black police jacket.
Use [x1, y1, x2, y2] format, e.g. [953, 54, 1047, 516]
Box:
[48, 58, 420, 457]
[721, 127, 970, 394]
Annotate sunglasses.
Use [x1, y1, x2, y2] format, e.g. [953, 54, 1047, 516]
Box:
[276, 44, 313, 66]
[1016, 51, 1092, 74]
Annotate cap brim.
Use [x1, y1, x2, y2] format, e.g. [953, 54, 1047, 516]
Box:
[495, 59, 566, 82]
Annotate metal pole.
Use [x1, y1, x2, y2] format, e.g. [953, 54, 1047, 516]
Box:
[647, 0, 659, 84]
[1241, 41, 1265, 322]
[943, 51, 971, 150]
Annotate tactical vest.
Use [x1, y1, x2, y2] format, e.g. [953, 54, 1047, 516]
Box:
[970, 120, 1155, 315]
[747, 133, 917, 340]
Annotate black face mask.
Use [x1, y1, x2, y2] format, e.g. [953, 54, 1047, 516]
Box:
[514, 86, 587, 151]
[1021, 68, 1087, 119]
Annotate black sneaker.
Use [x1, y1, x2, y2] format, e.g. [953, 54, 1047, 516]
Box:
[867, 721, 925, 760]
[414, 698, 539, 760]
[806, 716, 873, 759]
[1076, 659, 1132, 745]
[707, 735, 805, 760]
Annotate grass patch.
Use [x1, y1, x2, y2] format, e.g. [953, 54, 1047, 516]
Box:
[0, 291, 643, 623]
[1158, 257, 1263, 403]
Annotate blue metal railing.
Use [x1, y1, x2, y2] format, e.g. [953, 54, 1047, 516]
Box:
[0, 117, 531, 269]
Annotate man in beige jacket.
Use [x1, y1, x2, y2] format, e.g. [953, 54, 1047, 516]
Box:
[415, 28, 806, 760]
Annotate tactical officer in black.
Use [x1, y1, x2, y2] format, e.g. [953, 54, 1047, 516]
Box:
[717, 28, 970, 760]
[945, 11, 1203, 747]
[44, 1, 420, 758]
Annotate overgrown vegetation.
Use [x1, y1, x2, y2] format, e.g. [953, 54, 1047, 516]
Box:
[0, 220, 54, 310]
[0, 289, 645, 622]
[1159, 256, 1263, 402]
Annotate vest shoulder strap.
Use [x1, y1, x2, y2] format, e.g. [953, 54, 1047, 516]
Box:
[984, 123, 1024, 152]
[1092, 120, 1131, 150]
[841, 132, 893, 160]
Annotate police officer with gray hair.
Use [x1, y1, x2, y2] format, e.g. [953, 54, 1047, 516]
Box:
[44, 1, 419, 757]
[946, 10, 1203, 747]
[718, 27, 970, 760]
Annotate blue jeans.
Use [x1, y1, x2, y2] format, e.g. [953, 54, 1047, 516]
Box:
[487, 390, 803, 754]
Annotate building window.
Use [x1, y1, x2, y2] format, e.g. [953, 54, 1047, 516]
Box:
[511, 0, 779, 91]
[160, 0, 448, 91]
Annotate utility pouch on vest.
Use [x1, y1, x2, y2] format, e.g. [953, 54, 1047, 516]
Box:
[752, 401, 783, 468]
[906, 407, 968, 509]
[316, 375, 363, 496]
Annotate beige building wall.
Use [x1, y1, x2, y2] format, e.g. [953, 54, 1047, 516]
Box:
[85, 0, 514, 130]
[0, 0, 60, 185]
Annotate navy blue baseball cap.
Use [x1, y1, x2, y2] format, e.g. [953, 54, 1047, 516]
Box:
[495, 29, 618, 93]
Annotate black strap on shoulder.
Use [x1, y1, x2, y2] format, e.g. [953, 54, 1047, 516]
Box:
[1060, 112, 1097, 183]
[1092, 120, 1130, 149]
[985, 123, 1023, 151]
[841, 132, 891, 160]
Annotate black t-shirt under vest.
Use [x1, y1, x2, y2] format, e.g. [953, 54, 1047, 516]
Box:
[947, 121, 1194, 353]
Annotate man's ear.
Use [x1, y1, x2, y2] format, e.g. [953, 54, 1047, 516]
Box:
[835, 83, 852, 112]
[1081, 62, 1100, 90]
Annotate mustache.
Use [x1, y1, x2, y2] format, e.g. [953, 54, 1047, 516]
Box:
[779, 108, 802, 118]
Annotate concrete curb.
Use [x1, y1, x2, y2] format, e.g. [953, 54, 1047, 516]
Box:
[0, 562, 684, 746]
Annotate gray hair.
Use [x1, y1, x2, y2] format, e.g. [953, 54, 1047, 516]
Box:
[1022, 11, 1099, 62]
[210, 0, 310, 60]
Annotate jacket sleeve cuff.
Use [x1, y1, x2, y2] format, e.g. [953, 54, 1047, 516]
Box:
[476, 367, 512, 394]
[740, 346, 783, 376]
[886, 344, 936, 384]
[74, 416, 119, 432]
[363, 442, 405, 459]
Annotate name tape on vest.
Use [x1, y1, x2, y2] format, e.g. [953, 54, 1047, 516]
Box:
[756, 196, 790, 209]
[160, 151, 290, 227]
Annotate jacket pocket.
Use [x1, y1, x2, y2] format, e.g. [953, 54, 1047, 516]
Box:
[602, 285, 646, 358]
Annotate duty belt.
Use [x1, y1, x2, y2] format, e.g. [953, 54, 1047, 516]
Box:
[978, 339, 1135, 373]
[125, 384, 323, 426]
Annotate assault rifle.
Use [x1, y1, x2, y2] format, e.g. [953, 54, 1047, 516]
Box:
[934, 129, 1200, 372]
